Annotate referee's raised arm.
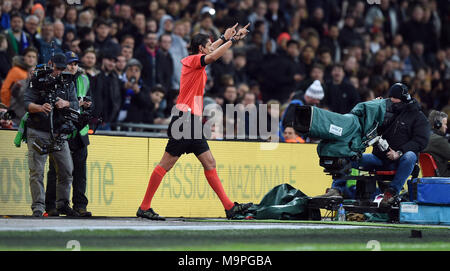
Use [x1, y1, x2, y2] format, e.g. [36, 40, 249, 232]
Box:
[204, 23, 250, 65]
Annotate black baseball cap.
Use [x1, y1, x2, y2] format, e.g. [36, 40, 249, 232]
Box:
[51, 53, 67, 69]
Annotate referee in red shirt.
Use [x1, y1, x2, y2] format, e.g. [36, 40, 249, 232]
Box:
[137, 23, 252, 220]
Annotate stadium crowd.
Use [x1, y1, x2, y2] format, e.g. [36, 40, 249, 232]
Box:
[0, 0, 449, 140]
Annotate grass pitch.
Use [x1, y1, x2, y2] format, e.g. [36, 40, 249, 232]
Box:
[0, 223, 449, 251]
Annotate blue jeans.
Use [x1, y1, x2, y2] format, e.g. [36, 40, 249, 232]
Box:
[332, 152, 417, 196]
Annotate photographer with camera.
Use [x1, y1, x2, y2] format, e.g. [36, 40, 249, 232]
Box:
[23, 53, 79, 217]
[317, 83, 429, 207]
[45, 51, 94, 217]
[116, 58, 152, 125]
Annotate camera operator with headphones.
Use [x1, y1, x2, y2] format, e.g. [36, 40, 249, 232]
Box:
[423, 110, 450, 177]
[23, 53, 79, 217]
[318, 83, 429, 207]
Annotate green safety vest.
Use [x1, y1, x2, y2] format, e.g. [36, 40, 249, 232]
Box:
[74, 73, 90, 137]
[14, 112, 28, 147]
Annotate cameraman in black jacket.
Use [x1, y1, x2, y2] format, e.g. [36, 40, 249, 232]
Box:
[23, 53, 79, 217]
[321, 83, 429, 206]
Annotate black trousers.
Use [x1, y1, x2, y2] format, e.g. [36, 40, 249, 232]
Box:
[45, 146, 89, 210]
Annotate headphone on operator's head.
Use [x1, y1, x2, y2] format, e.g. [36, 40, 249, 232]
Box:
[434, 119, 442, 129]
[430, 110, 447, 130]
[390, 83, 411, 103]
[399, 83, 411, 102]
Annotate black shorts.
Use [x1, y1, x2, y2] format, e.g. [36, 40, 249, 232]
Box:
[165, 112, 210, 157]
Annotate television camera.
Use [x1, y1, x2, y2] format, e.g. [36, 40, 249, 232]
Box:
[29, 65, 100, 154]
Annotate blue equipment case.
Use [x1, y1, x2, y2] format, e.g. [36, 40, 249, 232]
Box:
[400, 202, 450, 225]
[407, 178, 450, 205]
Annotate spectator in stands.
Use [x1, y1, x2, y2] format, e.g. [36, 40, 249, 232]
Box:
[93, 49, 122, 130]
[47, 0, 66, 23]
[169, 20, 189, 91]
[61, 28, 76, 51]
[324, 64, 360, 114]
[247, 0, 269, 43]
[23, 14, 39, 46]
[317, 47, 333, 83]
[192, 12, 221, 42]
[120, 34, 135, 52]
[239, 91, 260, 139]
[120, 45, 133, 62]
[339, 14, 363, 49]
[30, 3, 45, 25]
[400, 4, 438, 55]
[283, 125, 305, 143]
[244, 29, 265, 81]
[211, 49, 235, 94]
[135, 31, 158, 88]
[423, 110, 450, 177]
[53, 21, 64, 47]
[156, 32, 174, 93]
[146, 84, 167, 125]
[1, 46, 36, 107]
[77, 9, 94, 28]
[64, 6, 77, 31]
[221, 84, 238, 113]
[117, 58, 150, 125]
[0, 33, 12, 80]
[36, 21, 62, 64]
[280, 80, 324, 142]
[321, 24, 341, 64]
[299, 45, 316, 81]
[4, 11, 32, 60]
[410, 41, 428, 72]
[265, 0, 289, 40]
[93, 18, 119, 55]
[232, 50, 249, 87]
[80, 48, 99, 80]
[115, 54, 127, 80]
[131, 12, 146, 49]
[365, 0, 399, 43]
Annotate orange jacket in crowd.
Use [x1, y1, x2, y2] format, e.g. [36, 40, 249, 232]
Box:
[1, 57, 28, 107]
[284, 136, 306, 143]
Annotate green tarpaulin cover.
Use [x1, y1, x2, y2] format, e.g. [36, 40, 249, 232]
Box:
[310, 99, 387, 158]
[239, 184, 321, 220]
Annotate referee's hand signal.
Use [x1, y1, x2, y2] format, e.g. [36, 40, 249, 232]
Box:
[224, 23, 239, 40]
[235, 23, 250, 40]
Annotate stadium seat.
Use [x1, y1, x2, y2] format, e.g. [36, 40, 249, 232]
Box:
[419, 153, 440, 177]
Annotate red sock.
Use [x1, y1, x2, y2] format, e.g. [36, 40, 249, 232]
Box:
[204, 168, 234, 210]
[140, 165, 167, 210]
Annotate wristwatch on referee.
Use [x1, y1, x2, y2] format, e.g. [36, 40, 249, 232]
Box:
[220, 34, 228, 43]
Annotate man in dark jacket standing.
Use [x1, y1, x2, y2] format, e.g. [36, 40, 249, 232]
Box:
[93, 49, 122, 130]
[135, 31, 158, 89]
[321, 83, 430, 206]
[423, 110, 450, 177]
[324, 64, 360, 114]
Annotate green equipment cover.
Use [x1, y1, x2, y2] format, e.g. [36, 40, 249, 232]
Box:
[241, 184, 321, 220]
[303, 99, 387, 158]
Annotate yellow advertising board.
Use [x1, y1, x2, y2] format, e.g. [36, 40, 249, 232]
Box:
[0, 130, 333, 217]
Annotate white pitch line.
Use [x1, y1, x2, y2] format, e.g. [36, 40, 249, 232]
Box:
[0, 218, 372, 232]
